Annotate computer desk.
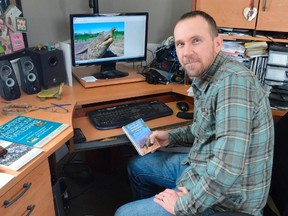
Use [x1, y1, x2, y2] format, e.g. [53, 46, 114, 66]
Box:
[0, 64, 285, 215]
[70, 76, 195, 152]
[70, 63, 286, 152]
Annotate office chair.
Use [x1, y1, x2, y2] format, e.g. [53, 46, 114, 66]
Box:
[212, 213, 251, 216]
[263, 112, 288, 216]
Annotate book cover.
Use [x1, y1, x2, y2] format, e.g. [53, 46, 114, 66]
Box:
[0, 140, 43, 171]
[122, 118, 160, 156]
[0, 116, 69, 148]
[9, 29, 25, 51]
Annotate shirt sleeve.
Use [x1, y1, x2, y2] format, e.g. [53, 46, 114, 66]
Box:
[168, 125, 195, 147]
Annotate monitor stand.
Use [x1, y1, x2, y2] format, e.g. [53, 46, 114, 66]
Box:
[92, 62, 129, 79]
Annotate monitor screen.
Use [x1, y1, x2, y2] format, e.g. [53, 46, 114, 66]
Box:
[69, 12, 148, 79]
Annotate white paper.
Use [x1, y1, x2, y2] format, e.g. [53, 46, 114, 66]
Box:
[0, 172, 14, 189]
[59, 41, 73, 86]
[187, 86, 194, 96]
[81, 76, 97, 82]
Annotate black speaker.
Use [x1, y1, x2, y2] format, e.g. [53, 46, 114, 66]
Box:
[17, 56, 41, 94]
[26, 48, 67, 89]
[0, 60, 21, 100]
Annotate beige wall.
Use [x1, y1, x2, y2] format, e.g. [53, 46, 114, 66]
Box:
[20, 0, 192, 47]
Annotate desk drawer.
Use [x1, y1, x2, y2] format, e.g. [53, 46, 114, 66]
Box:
[0, 160, 54, 216]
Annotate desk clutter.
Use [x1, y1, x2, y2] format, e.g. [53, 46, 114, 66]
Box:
[0, 46, 67, 100]
[1, 101, 71, 115]
[222, 40, 288, 110]
[0, 115, 69, 171]
[141, 37, 186, 85]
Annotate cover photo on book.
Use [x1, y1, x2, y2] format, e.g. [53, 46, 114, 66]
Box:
[122, 118, 160, 156]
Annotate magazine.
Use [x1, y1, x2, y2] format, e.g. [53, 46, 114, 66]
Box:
[0, 116, 69, 148]
[122, 118, 160, 156]
[0, 140, 42, 171]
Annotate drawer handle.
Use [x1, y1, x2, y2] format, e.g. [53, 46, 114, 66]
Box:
[26, 204, 36, 216]
[3, 183, 32, 208]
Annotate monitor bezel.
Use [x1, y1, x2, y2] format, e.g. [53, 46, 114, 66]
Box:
[69, 12, 149, 68]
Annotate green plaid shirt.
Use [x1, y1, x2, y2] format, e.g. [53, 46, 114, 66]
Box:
[169, 52, 274, 216]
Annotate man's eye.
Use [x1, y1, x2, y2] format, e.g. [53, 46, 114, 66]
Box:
[192, 39, 200, 44]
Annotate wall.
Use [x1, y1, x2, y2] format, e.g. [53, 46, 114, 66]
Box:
[20, 0, 192, 47]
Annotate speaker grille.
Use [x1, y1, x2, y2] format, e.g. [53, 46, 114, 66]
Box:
[0, 60, 21, 100]
[1, 65, 12, 78]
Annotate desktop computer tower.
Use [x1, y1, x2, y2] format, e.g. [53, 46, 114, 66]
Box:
[26, 48, 67, 89]
[52, 178, 69, 216]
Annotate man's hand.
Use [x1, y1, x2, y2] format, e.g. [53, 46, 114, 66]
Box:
[150, 130, 170, 148]
[153, 187, 189, 215]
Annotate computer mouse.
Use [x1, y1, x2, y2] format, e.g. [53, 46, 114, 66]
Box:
[176, 101, 189, 112]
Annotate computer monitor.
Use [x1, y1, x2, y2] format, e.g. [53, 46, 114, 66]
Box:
[69, 12, 148, 79]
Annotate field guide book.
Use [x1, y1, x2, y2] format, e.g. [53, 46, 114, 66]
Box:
[122, 118, 160, 156]
[0, 116, 69, 148]
[0, 140, 43, 171]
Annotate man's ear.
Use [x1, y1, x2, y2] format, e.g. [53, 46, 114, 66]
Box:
[215, 35, 223, 52]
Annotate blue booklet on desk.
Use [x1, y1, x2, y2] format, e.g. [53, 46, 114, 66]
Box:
[0, 116, 69, 148]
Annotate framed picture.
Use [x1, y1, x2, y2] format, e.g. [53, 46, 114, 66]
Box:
[0, 0, 28, 60]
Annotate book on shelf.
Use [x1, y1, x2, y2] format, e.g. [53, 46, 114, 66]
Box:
[0, 116, 69, 148]
[244, 41, 268, 57]
[122, 118, 160, 156]
[0, 140, 43, 171]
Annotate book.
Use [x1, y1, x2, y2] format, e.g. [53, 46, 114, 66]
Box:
[9, 29, 25, 51]
[0, 140, 43, 171]
[0, 116, 69, 148]
[122, 118, 160, 156]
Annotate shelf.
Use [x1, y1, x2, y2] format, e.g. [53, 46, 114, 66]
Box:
[220, 35, 288, 43]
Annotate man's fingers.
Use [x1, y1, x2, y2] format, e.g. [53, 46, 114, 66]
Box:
[178, 186, 189, 194]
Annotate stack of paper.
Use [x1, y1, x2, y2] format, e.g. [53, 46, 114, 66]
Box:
[222, 41, 247, 63]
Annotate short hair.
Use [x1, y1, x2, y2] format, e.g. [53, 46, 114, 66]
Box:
[177, 10, 219, 38]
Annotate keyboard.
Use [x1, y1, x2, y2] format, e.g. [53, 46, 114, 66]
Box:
[87, 100, 173, 130]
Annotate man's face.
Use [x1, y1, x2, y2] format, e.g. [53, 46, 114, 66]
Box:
[174, 16, 222, 79]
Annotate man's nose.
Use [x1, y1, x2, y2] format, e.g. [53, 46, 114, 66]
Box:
[183, 44, 194, 56]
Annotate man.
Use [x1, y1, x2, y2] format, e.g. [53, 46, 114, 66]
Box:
[115, 11, 274, 216]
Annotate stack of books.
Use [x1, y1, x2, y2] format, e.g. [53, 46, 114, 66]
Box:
[243, 41, 269, 86]
[244, 41, 268, 57]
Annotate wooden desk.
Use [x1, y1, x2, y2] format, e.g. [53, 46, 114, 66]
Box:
[0, 71, 192, 215]
[0, 64, 286, 215]
[69, 78, 194, 152]
[0, 92, 75, 215]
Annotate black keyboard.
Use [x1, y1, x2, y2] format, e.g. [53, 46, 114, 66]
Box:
[88, 100, 173, 130]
